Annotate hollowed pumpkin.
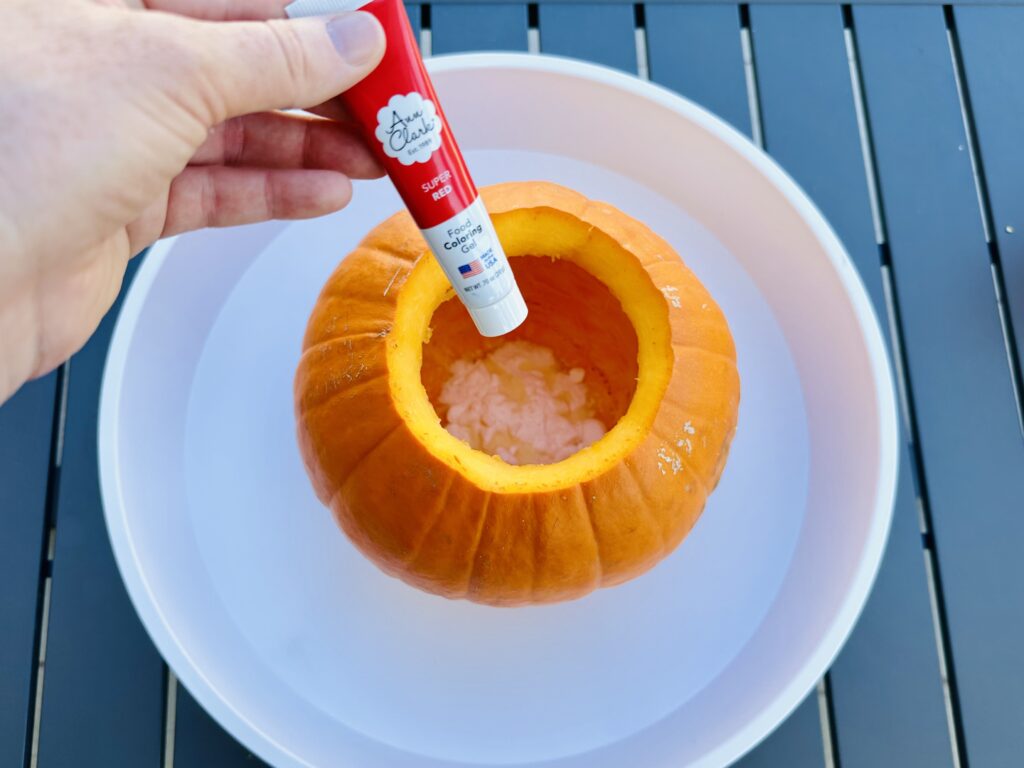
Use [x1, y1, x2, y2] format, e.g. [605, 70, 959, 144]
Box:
[295, 182, 739, 606]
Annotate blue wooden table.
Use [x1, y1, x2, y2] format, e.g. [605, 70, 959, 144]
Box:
[3, 2, 1023, 766]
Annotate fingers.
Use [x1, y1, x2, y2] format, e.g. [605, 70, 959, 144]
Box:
[174, 12, 385, 123]
[141, 0, 290, 21]
[161, 166, 353, 237]
[192, 112, 382, 178]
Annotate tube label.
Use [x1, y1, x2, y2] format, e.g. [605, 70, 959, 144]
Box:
[420, 197, 515, 308]
[286, 0, 527, 334]
[375, 92, 444, 166]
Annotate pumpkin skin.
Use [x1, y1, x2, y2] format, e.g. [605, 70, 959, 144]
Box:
[295, 182, 739, 606]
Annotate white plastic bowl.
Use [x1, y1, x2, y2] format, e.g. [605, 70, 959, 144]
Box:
[100, 54, 897, 768]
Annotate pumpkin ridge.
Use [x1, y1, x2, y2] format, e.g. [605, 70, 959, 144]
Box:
[303, 330, 392, 354]
[576, 485, 605, 585]
[296, 369, 389, 427]
[339, 244, 416, 279]
[648, 422, 713, 498]
[404, 470, 456, 566]
[465, 493, 496, 600]
[619, 459, 668, 559]
[337, 421, 403, 491]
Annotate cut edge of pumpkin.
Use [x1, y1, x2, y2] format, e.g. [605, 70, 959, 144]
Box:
[386, 206, 675, 493]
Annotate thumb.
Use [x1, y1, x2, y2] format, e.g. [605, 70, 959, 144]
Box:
[180, 12, 385, 123]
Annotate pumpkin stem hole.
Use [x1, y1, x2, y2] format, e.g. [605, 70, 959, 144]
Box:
[420, 257, 640, 466]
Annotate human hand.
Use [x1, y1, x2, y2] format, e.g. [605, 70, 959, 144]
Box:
[0, 0, 386, 403]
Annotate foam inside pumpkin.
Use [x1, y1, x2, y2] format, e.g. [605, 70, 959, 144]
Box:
[295, 182, 739, 606]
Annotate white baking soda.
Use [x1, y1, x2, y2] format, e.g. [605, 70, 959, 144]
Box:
[439, 341, 606, 465]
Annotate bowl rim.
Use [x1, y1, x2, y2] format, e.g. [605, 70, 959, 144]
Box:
[99, 52, 899, 768]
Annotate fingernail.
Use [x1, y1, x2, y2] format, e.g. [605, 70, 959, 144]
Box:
[327, 13, 383, 67]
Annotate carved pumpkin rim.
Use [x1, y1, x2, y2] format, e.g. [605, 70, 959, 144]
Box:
[387, 205, 675, 493]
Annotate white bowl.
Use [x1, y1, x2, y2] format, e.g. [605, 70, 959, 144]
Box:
[100, 54, 897, 768]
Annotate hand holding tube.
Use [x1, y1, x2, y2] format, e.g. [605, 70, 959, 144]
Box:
[0, 0, 387, 404]
[287, 0, 529, 336]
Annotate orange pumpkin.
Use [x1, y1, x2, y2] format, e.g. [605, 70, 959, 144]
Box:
[295, 182, 739, 606]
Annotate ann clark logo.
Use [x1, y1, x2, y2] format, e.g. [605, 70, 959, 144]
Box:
[375, 92, 443, 166]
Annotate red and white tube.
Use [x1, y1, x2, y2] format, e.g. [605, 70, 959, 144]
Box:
[286, 0, 527, 336]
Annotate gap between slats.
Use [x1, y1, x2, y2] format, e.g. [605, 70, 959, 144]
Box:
[633, 4, 650, 80]
[163, 669, 178, 768]
[739, 6, 765, 151]
[419, 4, 432, 56]
[27, 574, 52, 768]
[528, 4, 540, 52]
[942, 5, 1024, 438]
[843, 7, 967, 767]
[816, 677, 839, 768]
[26, 363, 69, 768]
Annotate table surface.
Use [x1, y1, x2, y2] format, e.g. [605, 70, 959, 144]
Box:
[3, 2, 1024, 766]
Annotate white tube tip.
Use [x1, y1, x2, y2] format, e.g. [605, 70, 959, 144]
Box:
[467, 285, 529, 337]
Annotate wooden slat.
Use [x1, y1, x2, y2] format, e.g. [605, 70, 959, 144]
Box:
[432, 3, 529, 52]
[750, 6, 954, 765]
[751, 4, 879, 300]
[174, 687, 266, 767]
[645, 4, 751, 136]
[36, 256, 166, 768]
[538, 3, 635, 72]
[829, 465, 954, 768]
[854, 7, 1024, 766]
[954, 7, 1024, 375]
[734, 695, 825, 768]
[0, 372, 57, 767]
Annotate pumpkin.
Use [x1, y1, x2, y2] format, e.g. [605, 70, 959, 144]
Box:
[295, 182, 739, 606]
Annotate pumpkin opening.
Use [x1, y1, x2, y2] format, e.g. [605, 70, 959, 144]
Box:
[386, 205, 675, 493]
[420, 257, 639, 465]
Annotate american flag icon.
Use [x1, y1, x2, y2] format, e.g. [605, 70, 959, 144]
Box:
[458, 259, 483, 279]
